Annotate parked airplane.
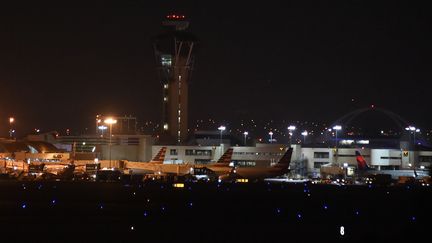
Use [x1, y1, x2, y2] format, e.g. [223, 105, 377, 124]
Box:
[125, 147, 168, 173]
[218, 148, 293, 181]
[126, 147, 194, 176]
[355, 151, 374, 174]
[193, 148, 234, 176]
[355, 151, 429, 179]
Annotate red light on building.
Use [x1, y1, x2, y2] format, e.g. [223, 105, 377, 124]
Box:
[166, 14, 186, 20]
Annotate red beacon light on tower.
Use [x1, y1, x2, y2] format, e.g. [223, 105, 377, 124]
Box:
[166, 14, 186, 20]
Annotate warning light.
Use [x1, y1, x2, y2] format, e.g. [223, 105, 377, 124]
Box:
[167, 14, 186, 20]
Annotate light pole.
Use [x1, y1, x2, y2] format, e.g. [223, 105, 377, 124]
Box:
[96, 114, 101, 134]
[105, 118, 117, 168]
[218, 126, 226, 145]
[269, 131, 273, 144]
[9, 117, 15, 139]
[415, 128, 420, 147]
[288, 125, 296, 145]
[333, 125, 342, 166]
[405, 126, 420, 172]
[332, 125, 342, 148]
[405, 126, 420, 149]
[301, 131, 308, 144]
[243, 131, 248, 146]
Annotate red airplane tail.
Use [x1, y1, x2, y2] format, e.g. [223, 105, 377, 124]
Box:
[152, 147, 167, 163]
[274, 148, 293, 170]
[217, 148, 234, 165]
[356, 151, 370, 170]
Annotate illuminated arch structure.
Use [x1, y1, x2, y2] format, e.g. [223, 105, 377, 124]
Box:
[327, 107, 427, 149]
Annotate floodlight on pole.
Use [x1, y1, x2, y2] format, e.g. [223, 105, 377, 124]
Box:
[269, 131, 274, 143]
[9, 117, 15, 139]
[218, 126, 226, 145]
[104, 118, 117, 168]
[332, 125, 342, 149]
[405, 126, 421, 176]
[243, 131, 248, 146]
[288, 126, 296, 145]
[301, 131, 308, 144]
[332, 125, 342, 166]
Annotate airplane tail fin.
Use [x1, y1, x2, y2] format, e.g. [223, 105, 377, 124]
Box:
[217, 148, 234, 165]
[274, 148, 293, 169]
[152, 147, 167, 163]
[356, 151, 369, 170]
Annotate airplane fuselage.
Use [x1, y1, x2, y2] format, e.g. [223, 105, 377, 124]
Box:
[233, 166, 288, 180]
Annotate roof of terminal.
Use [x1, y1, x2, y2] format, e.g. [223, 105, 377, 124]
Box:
[0, 141, 62, 153]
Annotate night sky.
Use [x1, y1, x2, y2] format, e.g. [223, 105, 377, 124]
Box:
[0, 1, 431, 137]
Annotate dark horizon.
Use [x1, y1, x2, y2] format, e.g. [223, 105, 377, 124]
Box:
[1, 1, 431, 137]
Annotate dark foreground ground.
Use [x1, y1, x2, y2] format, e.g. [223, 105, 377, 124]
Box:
[0, 180, 430, 242]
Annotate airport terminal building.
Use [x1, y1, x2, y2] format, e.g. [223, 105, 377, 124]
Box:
[21, 132, 432, 178]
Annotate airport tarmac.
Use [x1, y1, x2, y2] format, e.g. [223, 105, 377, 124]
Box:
[0, 180, 430, 242]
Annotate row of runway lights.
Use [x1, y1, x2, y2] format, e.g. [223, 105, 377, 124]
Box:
[18, 182, 419, 236]
[19, 200, 417, 236]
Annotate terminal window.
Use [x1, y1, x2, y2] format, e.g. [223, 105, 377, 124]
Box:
[194, 159, 211, 164]
[380, 165, 400, 170]
[314, 152, 329, 159]
[419, 156, 432, 162]
[170, 149, 178, 156]
[161, 55, 172, 67]
[186, 149, 212, 156]
[337, 154, 356, 157]
[314, 162, 328, 168]
[380, 156, 401, 160]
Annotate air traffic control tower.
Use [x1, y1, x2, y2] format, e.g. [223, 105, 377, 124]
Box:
[153, 14, 197, 144]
